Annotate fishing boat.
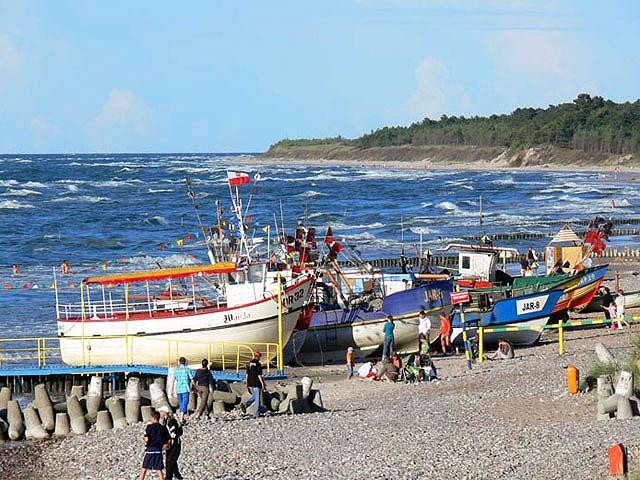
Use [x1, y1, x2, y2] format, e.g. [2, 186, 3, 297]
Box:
[297, 267, 454, 363]
[55, 262, 315, 366]
[450, 289, 565, 347]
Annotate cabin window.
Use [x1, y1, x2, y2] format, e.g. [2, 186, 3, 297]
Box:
[461, 255, 471, 269]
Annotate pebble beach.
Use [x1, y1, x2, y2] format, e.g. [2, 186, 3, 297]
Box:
[2, 294, 640, 479]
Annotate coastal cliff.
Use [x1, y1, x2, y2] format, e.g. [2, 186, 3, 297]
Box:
[263, 143, 638, 168]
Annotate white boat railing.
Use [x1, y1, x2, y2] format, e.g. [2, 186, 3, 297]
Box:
[59, 299, 196, 320]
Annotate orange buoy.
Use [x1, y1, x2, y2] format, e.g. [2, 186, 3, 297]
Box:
[567, 364, 579, 394]
[608, 444, 626, 477]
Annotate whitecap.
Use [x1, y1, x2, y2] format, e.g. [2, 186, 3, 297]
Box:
[147, 188, 174, 193]
[22, 181, 47, 188]
[0, 180, 19, 187]
[410, 226, 437, 235]
[491, 176, 515, 185]
[0, 200, 34, 209]
[143, 216, 169, 226]
[331, 222, 384, 230]
[297, 190, 329, 198]
[2, 188, 42, 197]
[66, 185, 79, 193]
[48, 195, 109, 203]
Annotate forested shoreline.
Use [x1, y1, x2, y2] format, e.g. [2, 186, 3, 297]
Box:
[268, 95, 640, 156]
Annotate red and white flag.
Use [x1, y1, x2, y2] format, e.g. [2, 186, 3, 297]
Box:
[227, 170, 250, 187]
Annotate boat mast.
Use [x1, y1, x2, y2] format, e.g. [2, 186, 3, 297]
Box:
[186, 177, 216, 264]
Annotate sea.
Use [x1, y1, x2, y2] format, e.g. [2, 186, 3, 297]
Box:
[1, 153, 639, 337]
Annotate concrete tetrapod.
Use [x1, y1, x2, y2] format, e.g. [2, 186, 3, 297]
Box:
[0, 386, 11, 411]
[95, 410, 113, 431]
[166, 368, 179, 408]
[70, 385, 84, 398]
[34, 383, 55, 431]
[24, 405, 49, 440]
[86, 376, 103, 423]
[212, 400, 226, 416]
[125, 377, 141, 424]
[595, 343, 615, 364]
[7, 400, 25, 440]
[141, 405, 153, 423]
[149, 382, 171, 413]
[0, 420, 6, 443]
[105, 397, 128, 429]
[212, 390, 238, 405]
[66, 395, 88, 434]
[53, 413, 70, 436]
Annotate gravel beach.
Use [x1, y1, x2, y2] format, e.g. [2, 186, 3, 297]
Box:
[2, 320, 640, 480]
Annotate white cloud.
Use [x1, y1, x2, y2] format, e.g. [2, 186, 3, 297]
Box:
[403, 58, 471, 120]
[88, 89, 152, 151]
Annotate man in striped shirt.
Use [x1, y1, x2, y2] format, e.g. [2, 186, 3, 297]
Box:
[172, 357, 194, 422]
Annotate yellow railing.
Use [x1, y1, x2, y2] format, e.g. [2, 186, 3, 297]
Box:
[0, 335, 281, 375]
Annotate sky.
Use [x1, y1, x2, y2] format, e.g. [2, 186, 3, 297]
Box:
[0, 0, 638, 153]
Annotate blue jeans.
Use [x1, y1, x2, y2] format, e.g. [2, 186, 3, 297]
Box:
[383, 336, 394, 359]
[346, 365, 353, 378]
[242, 387, 262, 418]
[177, 392, 189, 414]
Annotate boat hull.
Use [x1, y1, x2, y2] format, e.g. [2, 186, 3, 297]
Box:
[57, 276, 315, 367]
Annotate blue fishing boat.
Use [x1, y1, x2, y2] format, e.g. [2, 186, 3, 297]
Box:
[298, 277, 454, 364]
[450, 289, 565, 347]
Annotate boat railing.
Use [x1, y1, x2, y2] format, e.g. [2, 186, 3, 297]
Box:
[58, 298, 206, 320]
[0, 336, 282, 375]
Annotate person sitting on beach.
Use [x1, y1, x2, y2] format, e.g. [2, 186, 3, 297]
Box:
[357, 359, 377, 378]
[60, 260, 70, 275]
[488, 338, 514, 360]
[139, 411, 170, 480]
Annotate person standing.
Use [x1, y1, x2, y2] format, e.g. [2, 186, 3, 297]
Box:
[194, 359, 213, 419]
[159, 406, 183, 480]
[346, 347, 354, 380]
[11, 264, 19, 275]
[615, 288, 629, 329]
[139, 411, 170, 480]
[242, 351, 265, 419]
[418, 310, 432, 354]
[439, 313, 452, 356]
[60, 260, 70, 275]
[172, 357, 194, 423]
[601, 287, 614, 320]
[382, 316, 395, 360]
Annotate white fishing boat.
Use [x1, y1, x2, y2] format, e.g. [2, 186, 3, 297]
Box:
[55, 262, 314, 366]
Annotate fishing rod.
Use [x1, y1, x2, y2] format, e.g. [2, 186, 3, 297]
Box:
[185, 177, 216, 264]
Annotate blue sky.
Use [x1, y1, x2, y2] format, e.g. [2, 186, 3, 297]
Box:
[0, 0, 638, 153]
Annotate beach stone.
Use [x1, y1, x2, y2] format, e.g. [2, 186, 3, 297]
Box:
[106, 397, 127, 429]
[66, 395, 87, 435]
[617, 396, 634, 419]
[53, 413, 70, 436]
[24, 405, 49, 440]
[34, 383, 55, 431]
[95, 410, 113, 431]
[212, 390, 238, 405]
[7, 400, 24, 440]
[212, 400, 226, 416]
[125, 377, 141, 424]
[595, 343, 615, 363]
[141, 405, 153, 423]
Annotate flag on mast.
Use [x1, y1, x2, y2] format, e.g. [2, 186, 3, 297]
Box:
[227, 170, 250, 186]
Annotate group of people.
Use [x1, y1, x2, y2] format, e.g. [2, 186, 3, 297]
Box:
[10, 260, 71, 276]
[139, 405, 183, 480]
[601, 286, 629, 329]
[519, 247, 539, 277]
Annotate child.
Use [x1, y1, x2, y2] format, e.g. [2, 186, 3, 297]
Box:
[139, 411, 170, 480]
[346, 346, 354, 379]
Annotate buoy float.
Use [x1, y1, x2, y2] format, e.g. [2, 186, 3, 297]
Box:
[567, 364, 579, 394]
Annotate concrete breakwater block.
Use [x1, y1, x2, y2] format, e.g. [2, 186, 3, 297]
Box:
[125, 377, 141, 425]
[617, 396, 634, 420]
[141, 405, 153, 423]
[615, 371, 634, 398]
[7, 400, 24, 440]
[188, 391, 197, 412]
[0, 421, 6, 443]
[212, 390, 238, 405]
[86, 377, 103, 422]
[595, 343, 615, 364]
[53, 413, 70, 436]
[66, 395, 87, 435]
[166, 369, 179, 408]
[229, 382, 247, 398]
[96, 410, 113, 431]
[70, 385, 84, 398]
[24, 406, 49, 440]
[34, 384, 55, 431]
[0, 386, 11, 411]
[105, 397, 127, 429]
[212, 400, 226, 416]
[149, 383, 171, 413]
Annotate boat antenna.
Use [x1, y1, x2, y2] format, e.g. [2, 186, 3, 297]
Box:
[185, 177, 216, 264]
[479, 195, 484, 228]
[279, 198, 285, 235]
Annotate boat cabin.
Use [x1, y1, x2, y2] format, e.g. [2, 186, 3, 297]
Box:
[437, 243, 520, 282]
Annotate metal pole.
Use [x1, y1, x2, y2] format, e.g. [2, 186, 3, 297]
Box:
[277, 273, 284, 373]
[53, 267, 60, 319]
[80, 283, 86, 366]
[457, 286, 472, 370]
[146, 282, 152, 317]
[478, 326, 484, 363]
[558, 320, 564, 355]
[125, 283, 130, 365]
[101, 285, 107, 319]
[191, 276, 197, 312]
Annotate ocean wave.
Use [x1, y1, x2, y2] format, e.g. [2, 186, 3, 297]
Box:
[2, 188, 42, 197]
[297, 190, 329, 198]
[66, 185, 79, 193]
[0, 200, 34, 209]
[331, 221, 384, 230]
[147, 188, 174, 193]
[143, 216, 169, 226]
[48, 195, 109, 203]
[491, 176, 515, 185]
[22, 181, 48, 188]
[410, 226, 437, 235]
[0, 180, 19, 187]
[88, 179, 144, 188]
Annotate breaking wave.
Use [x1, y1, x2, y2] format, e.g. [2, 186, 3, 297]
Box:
[0, 200, 34, 209]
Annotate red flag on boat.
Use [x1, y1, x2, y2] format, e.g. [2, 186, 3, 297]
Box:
[584, 230, 607, 255]
[227, 171, 250, 186]
[324, 226, 334, 244]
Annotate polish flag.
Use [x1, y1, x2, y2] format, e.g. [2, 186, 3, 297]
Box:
[227, 171, 250, 186]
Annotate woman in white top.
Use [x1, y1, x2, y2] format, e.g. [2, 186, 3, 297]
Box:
[615, 289, 629, 329]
